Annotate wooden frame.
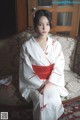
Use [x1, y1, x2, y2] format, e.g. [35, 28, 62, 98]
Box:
[27, 0, 80, 38]
[16, 0, 27, 32]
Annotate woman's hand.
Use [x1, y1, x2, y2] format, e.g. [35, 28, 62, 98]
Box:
[37, 83, 45, 93]
[37, 81, 53, 94]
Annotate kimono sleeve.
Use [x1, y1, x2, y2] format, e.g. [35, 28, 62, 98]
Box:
[48, 41, 65, 87]
[19, 43, 42, 93]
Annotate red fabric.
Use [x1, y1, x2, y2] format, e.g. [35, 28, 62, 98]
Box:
[32, 64, 54, 79]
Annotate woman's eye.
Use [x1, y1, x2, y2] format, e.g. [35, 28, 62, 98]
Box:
[47, 23, 50, 26]
[38, 24, 42, 26]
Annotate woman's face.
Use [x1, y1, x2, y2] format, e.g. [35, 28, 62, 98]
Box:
[37, 16, 50, 36]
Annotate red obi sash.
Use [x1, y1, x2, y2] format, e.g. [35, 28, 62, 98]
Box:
[32, 64, 54, 79]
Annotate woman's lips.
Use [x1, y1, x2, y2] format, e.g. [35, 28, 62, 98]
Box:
[42, 31, 47, 33]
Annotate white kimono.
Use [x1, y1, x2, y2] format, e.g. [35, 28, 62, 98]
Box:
[19, 35, 68, 120]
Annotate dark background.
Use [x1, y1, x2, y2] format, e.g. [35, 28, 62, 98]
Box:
[0, 0, 16, 38]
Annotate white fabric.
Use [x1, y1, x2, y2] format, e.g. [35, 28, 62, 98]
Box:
[19, 35, 68, 120]
[0, 76, 12, 85]
[30, 87, 64, 120]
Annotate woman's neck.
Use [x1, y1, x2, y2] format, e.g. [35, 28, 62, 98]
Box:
[35, 35, 48, 50]
[36, 35, 47, 43]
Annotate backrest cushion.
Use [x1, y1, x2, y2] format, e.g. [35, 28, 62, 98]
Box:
[49, 35, 77, 71]
[73, 36, 80, 75]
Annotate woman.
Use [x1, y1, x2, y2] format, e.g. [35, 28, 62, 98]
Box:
[19, 9, 68, 120]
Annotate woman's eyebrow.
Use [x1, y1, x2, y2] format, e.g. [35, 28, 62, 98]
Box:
[39, 21, 49, 24]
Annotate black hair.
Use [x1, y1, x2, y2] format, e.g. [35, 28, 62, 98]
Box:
[33, 9, 52, 30]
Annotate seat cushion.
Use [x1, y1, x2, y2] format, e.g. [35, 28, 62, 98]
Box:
[64, 70, 80, 99]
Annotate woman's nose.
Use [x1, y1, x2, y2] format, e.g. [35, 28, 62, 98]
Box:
[43, 25, 46, 30]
